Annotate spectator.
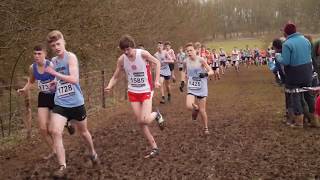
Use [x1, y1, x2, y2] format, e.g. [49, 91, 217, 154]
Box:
[278, 23, 316, 128]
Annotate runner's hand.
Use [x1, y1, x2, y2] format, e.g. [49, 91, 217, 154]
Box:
[49, 81, 57, 92]
[17, 88, 26, 95]
[199, 72, 208, 78]
[104, 86, 112, 93]
[44, 66, 57, 76]
[154, 81, 161, 89]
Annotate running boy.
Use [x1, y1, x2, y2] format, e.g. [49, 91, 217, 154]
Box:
[44, 30, 98, 178]
[17, 44, 56, 159]
[105, 35, 165, 158]
[184, 43, 213, 134]
[155, 41, 174, 104]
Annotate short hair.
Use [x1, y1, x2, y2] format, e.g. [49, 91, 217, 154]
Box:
[33, 44, 47, 52]
[119, 34, 135, 50]
[164, 41, 171, 46]
[184, 42, 194, 49]
[272, 38, 283, 50]
[137, 44, 145, 50]
[284, 23, 296, 36]
[47, 30, 64, 44]
[194, 42, 201, 48]
[158, 41, 163, 45]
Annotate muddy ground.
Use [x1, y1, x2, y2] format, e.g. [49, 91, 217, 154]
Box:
[1, 65, 320, 180]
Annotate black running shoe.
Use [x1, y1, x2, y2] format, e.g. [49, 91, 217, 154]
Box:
[65, 122, 75, 135]
[160, 97, 166, 104]
[167, 95, 171, 102]
[192, 108, 199, 121]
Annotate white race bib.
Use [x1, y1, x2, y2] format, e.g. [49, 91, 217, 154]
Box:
[188, 77, 202, 90]
[56, 81, 75, 97]
[130, 72, 146, 88]
[37, 81, 51, 92]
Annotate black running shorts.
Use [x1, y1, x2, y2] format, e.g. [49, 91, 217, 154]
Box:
[53, 105, 87, 121]
[187, 93, 206, 99]
[38, 92, 55, 109]
[160, 75, 171, 80]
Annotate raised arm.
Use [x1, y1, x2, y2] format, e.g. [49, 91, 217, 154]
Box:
[45, 53, 79, 84]
[200, 58, 214, 76]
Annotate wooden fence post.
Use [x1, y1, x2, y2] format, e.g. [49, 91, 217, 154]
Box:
[101, 70, 106, 108]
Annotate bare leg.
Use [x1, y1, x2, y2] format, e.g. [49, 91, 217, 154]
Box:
[49, 113, 67, 167]
[198, 97, 208, 130]
[73, 119, 96, 155]
[38, 108, 55, 158]
[165, 80, 171, 96]
[130, 101, 157, 149]
[216, 68, 220, 79]
[159, 77, 165, 98]
[186, 94, 197, 110]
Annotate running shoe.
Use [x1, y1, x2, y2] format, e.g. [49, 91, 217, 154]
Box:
[179, 82, 184, 92]
[65, 122, 75, 135]
[179, 85, 184, 92]
[144, 148, 159, 159]
[155, 109, 165, 130]
[192, 107, 199, 121]
[160, 97, 166, 104]
[204, 127, 210, 135]
[53, 165, 66, 178]
[167, 95, 171, 102]
[89, 153, 100, 166]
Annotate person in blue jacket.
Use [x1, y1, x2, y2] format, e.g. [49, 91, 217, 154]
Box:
[278, 23, 315, 128]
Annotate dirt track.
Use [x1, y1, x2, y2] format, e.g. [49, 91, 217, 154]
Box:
[1, 65, 320, 179]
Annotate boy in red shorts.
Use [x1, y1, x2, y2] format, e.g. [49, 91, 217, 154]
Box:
[105, 35, 165, 158]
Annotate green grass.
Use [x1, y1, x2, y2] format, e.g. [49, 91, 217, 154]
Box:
[206, 38, 266, 53]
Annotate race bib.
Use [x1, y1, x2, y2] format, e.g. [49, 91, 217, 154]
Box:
[188, 77, 202, 90]
[56, 81, 75, 97]
[178, 63, 184, 68]
[38, 81, 50, 92]
[130, 72, 146, 88]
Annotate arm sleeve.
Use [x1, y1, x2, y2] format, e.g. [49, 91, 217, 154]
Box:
[280, 44, 291, 65]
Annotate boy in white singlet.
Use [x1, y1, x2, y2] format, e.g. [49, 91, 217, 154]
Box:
[105, 35, 165, 159]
